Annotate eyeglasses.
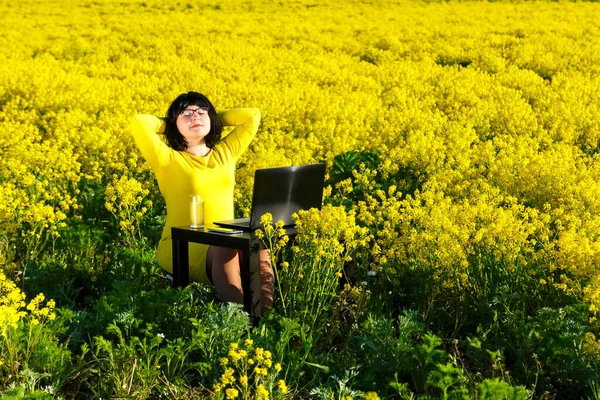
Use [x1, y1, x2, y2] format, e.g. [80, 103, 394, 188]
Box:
[179, 107, 209, 119]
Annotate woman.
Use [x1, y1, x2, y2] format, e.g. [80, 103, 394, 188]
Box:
[130, 91, 270, 305]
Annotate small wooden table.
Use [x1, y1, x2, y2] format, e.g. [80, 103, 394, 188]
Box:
[171, 226, 296, 318]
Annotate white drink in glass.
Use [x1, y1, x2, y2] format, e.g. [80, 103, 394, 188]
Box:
[189, 195, 204, 229]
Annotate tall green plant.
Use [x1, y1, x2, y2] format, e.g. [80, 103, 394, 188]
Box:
[258, 206, 368, 335]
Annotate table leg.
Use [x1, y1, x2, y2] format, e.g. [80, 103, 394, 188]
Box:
[240, 246, 252, 317]
[172, 238, 189, 287]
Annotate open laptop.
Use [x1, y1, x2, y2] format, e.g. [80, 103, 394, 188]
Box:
[213, 163, 326, 231]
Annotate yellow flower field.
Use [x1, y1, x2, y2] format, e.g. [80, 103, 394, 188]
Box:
[3, 0, 599, 303]
[1, 0, 600, 397]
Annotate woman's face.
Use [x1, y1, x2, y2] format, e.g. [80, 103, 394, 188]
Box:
[176, 105, 211, 144]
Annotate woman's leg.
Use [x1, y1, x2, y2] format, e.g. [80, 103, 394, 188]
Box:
[206, 246, 243, 304]
[206, 246, 274, 309]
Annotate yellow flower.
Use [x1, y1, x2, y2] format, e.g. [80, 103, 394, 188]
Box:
[253, 366, 268, 377]
[260, 212, 273, 227]
[277, 379, 288, 394]
[220, 368, 236, 385]
[256, 384, 269, 400]
[255, 347, 264, 361]
[229, 348, 242, 361]
[213, 383, 223, 394]
[225, 388, 239, 399]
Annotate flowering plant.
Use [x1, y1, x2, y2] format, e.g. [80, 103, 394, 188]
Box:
[0, 271, 68, 393]
[258, 205, 368, 334]
[213, 339, 288, 399]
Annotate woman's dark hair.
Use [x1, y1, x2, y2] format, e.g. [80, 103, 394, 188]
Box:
[164, 91, 223, 151]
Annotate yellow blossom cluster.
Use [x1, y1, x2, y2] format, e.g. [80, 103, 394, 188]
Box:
[213, 339, 287, 399]
[105, 174, 152, 245]
[255, 213, 289, 254]
[293, 205, 369, 265]
[358, 183, 545, 280]
[0, 271, 56, 335]
[25, 293, 56, 326]
[584, 331, 600, 361]
[0, 271, 26, 335]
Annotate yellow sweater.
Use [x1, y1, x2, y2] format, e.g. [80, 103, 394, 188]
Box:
[129, 108, 261, 283]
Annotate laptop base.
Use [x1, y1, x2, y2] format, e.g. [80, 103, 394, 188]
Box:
[214, 218, 251, 231]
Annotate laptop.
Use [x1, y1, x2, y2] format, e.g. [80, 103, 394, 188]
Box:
[213, 163, 326, 231]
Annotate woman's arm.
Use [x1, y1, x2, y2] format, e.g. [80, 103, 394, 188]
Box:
[129, 114, 171, 170]
[218, 108, 261, 159]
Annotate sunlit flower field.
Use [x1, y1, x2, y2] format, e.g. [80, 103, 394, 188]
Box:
[1, 0, 600, 398]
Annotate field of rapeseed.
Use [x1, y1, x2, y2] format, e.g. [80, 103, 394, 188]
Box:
[1, 0, 600, 398]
